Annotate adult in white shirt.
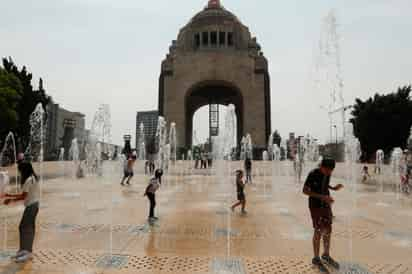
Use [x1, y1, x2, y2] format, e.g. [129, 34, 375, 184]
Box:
[3, 161, 40, 263]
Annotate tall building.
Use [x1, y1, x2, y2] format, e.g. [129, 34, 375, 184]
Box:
[46, 101, 86, 160]
[136, 110, 158, 155]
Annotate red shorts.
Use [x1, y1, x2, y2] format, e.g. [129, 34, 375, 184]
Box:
[310, 207, 333, 230]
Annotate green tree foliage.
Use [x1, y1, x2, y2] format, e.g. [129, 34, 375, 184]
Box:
[350, 85, 412, 161]
[2, 57, 50, 148]
[0, 68, 22, 139]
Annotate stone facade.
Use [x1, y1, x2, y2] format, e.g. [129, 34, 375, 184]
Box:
[158, 1, 271, 153]
[135, 110, 158, 155]
[46, 101, 86, 160]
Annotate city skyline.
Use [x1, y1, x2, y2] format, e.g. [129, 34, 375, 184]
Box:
[1, 0, 411, 145]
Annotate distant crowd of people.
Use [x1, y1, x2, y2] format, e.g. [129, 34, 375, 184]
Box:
[361, 149, 412, 188]
[194, 151, 213, 169]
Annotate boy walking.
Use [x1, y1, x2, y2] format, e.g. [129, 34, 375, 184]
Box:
[244, 158, 252, 183]
[303, 158, 343, 272]
[231, 170, 247, 214]
[121, 154, 136, 185]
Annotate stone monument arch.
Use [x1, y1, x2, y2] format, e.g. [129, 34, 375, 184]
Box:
[158, 0, 271, 155]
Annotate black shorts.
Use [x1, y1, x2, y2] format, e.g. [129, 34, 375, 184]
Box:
[237, 192, 245, 201]
[310, 207, 333, 231]
[124, 171, 134, 177]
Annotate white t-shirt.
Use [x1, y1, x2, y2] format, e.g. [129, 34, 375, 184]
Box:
[147, 178, 160, 193]
[22, 176, 40, 207]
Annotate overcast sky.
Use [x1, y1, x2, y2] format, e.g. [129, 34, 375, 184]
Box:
[1, 0, 411, 146]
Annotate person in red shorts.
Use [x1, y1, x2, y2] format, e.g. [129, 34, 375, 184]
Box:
[303, 158, 343, 272]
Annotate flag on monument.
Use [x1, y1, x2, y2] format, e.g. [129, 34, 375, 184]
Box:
[208, 0, 220, 8]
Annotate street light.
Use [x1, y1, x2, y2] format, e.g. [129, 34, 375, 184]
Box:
[320, 105, 333, 143]
[320, 104, 354, 142]
[333, 125, 338, 158]
[123, 135, 132, 155]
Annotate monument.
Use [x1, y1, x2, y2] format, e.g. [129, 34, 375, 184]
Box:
[158, 0, 271, 156]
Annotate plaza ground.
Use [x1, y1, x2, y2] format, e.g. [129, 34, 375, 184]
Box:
[0, 161, 411, 274]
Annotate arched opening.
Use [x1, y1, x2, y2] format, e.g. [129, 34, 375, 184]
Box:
[185, 81, 244, 149]
[192, 105, 238, 147]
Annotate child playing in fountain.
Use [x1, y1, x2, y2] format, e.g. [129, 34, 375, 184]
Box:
[121, 153, 137, 186]
[303, 158, 343, 272]
[361, 165, 371, 183]
[76, 161, 85, 179]
[244, 158, 252, 183]
[3, 161, 40, 263]
[144, 169, 163, 221]
[231, 170, 247, 214]
[149, 160, 155, 175]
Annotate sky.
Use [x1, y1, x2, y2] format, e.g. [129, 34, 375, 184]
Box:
[1, 0, 411, 146]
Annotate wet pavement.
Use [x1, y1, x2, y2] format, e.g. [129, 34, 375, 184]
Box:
[0, 161, 411, 273]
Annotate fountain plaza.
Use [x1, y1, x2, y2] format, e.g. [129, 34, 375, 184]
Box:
[0, 159, 412, 274]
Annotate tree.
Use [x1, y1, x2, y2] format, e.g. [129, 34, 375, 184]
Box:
[0, 68, 22, 141]
[2, 57, 50, 149]
[350, 85, 412, 161]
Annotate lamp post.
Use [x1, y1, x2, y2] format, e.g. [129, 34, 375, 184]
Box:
[320, 105, 333, 143]
[333, 125, 338, 159]
[123, 135, 132, 155]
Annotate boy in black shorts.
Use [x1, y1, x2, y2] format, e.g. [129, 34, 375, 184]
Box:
[121, 154, 136, 185]
[303, 158, 343, 272]
[231, 170, 246, 214]
[244, 158, 252, 183]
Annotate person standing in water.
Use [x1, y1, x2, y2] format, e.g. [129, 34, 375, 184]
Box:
[121, 153, 137, 185]
[303, 158, 343, 272]
[231, 170, 247, 214]
[244, 158, 252, 183]
[149, 160, 155, 175]
[3, 161, 40, 263]
[144, 169, 163, 221]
